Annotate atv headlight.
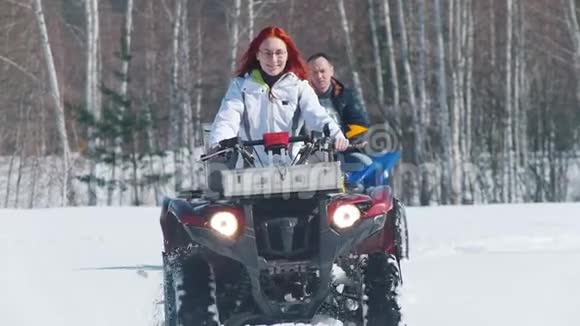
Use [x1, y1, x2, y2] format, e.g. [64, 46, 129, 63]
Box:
[209, 211, 239, 237]
[332, 204, 361, 229]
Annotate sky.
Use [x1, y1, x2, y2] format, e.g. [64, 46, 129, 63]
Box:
[1, 203, 579, 326]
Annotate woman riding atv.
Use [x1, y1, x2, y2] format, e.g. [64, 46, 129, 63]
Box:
[208, 26, 349, 167]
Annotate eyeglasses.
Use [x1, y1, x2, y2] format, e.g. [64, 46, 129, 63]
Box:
[259, 49, 287, 58]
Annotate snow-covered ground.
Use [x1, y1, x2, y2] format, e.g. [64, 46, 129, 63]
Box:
[1, 203, 580, 326]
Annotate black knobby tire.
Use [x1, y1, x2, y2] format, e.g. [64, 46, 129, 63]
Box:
[391, 198, 410, 260]
[174, 256, 220, 326]
[163, 253, 177, 326]
[363, 252, 401, 326]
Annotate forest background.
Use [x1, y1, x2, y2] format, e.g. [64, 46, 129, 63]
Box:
[1, 0, 579, 208]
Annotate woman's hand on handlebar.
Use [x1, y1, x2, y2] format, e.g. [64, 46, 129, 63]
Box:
[334, 137, 350, 151]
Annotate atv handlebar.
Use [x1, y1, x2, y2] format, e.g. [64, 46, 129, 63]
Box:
[200, 125, 360, 165]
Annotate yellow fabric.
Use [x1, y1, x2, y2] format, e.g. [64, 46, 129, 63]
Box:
[345, 124, 369, 139]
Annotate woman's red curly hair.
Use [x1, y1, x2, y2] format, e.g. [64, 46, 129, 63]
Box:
[236, 26, 308, 80]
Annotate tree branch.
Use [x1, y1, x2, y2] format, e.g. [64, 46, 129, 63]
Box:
[2, 0, 32, 9]
[160, 0, 173, 22]
[4, 0, 32, 9]
[0, 54, 39, 82]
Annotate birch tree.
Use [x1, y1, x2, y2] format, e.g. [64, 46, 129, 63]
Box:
[169, 0, 196, 191]
[368, 0, 385, 106]
[14, 103, 32, 208]
[170, 0, 185, 191]
[517, 0, 528, 170]
[33, 0, 72, 206]
[513, 0, 526, 202]
[488, 0, 502, 203]
[178, 1, 195, 188]
[85, 0, 101, 205]
[3, 109, 22, 208]
[463, 0, 475, 202]
[229, 0, 241, 73]
[504, 0, 515, 203]
[564, 0, 580, 113]
[124, 0, 137, 205]
[248, 0, 254, 41]
[434, 0, 453, 204]
[195, 10, 204, 143]
[337, 0, 366, 108]
[449, 0, 468, 204]
[416, 0, 431, 204]
[143, 0, 163, 204]
[105, 0, 135, 205]
[192, 3, 205, 188]
[396, 0, 423, 204]
[119, 0, 134, 111]
[382, 0, 400, 118]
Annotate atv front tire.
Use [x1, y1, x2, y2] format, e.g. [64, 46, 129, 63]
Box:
[363, 252, 401, 326]
[164, 253, 220, 326]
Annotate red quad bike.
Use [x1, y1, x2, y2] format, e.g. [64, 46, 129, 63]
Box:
[159, 129, 409, 326]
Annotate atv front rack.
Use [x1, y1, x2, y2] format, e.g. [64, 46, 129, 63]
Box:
[215, 161, 343, 198]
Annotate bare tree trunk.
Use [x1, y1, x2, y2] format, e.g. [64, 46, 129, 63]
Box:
[288, 0, 296, 34]
[416, 0, 428, 123]
[194, 5, 204, 188]
[448, 0, 455, 58]
[417, 0, 430, 204]
[108, 0, 135, 205]
[29, 155, 40, 208]
[396, 0, 421, 204]
[337, 0, 366, 108]
[4, 121, 20, 207]
[248, 0, 254, 42]
[178, 2, 195, 189]
[39, 91, 47, 156]
[517, 0, 529, 201]
[488, 0, 501, 203]
[368, 0, 385, 106]
[448, 0, 464, 205]
[382, 0, 400, 118]
[15, 104, 32, 207]
[447, 0, 461, 205]
[170, 0, 185, 191]
[434, 0, 453, 204]
[33, 0, 71, 206]
[14, 151, 24, 208]
[463, 0, 475, 202]
[4, 153, 15, 208]
[195, 12, 203, 144]
[30, 93, 46, 208]
[565, 0, 580, 141]
[489, 0, 496, 68]
[180, 4, 194, 149]
[85, 0, 101, 206]
[144, 0, 162, 204]
[396, 0, 417, 111]
[230, 0, 241, 73]
[119, 0, 133, 106]
[504, 0, 515, 203]
[512, 0, 523, 202]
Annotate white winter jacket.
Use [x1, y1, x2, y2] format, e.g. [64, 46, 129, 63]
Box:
[209, 70, 345, 165]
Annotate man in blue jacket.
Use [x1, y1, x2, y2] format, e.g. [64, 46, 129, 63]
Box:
[307, 52, 372, 170]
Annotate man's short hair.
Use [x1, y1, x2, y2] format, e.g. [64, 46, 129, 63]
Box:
[307, 52, 334, 64]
